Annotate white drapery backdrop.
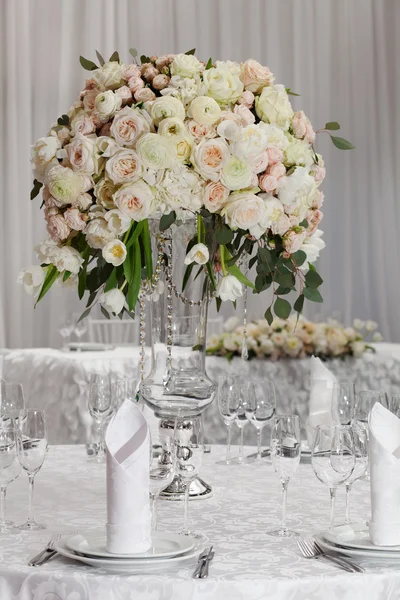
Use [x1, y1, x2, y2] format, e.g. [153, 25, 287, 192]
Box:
[1, 0, 399, 348]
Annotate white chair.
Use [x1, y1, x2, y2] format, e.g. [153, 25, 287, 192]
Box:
[87, 318, 139, 346]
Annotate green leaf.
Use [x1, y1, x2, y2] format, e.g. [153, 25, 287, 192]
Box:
[206, 261, 217, 292]
[30, 179, 43, 200]
[275, 286, 292, 295]
[205, 57, 213, 70]
[325, 121, 340, 131]
[57, 114, 70, 126]
[185, 48, 196, 55]
[140, 55, 151, 64]
[129, 48, 138, 58]
[299, 219, 308, 228]
[303, 287, 323, 303]
[308, 262, 316, 271]
[286, 88, 301, 96]
[305, 270, 323, 289]
[182, 262, 194, 291]
[77, 306, 92, 322]
[79, 55, 98, 71]
[227, 263, 255, 289]
[159, 211, 176, 231]
[265, 307, 273, 325]
[330, 135, 355, 150]
[292, 250, 307, 267]
[216, 227, 234, 245]
[140, 220, 153, 280]
[78, 267, 87, 300]
[124, 243, 133, 283]
[35, 266, 59, 305]
[274, 297, 291, 319]
[275, 271, 294, 288]
[127, 240, 141, 311]
[100, 305, 111, 320]
[109, 50, 120, 62]
[215, 295, 222, 312]
[293, 294, 304, 314]
[104, 269, 118, 292]
[86, 290, 97, 308]
[286, 165, 296, 176]
[95, 50, 105, 66]
[125, 221, 144, 250]
[63, 270, 71, 282]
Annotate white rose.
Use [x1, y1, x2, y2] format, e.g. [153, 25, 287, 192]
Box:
[136, 133, 176, 169]
[188, 96, 221, 125]
[17, 266, 45, 296]
[284, 137, 314, 167]
[66, 134, 97, 175]
[51, 246, 84, 274]
[277, 167, 315, 207]
[85, 217, 115, 249]
[94, 90, 122, 119]
[175, 136, 193, 162]
[105, 149, 142, 184]
[186, 119, 217, 141]
[92, 61, 124, 90]
[215, 60, 241, 76]
[95, 136, 118, 158]
[102, 239, 127, 267]
[350, 341, 366, 358]
[224, 192, 268, 238]
[184, 243, 209, 266]
[191, 138, 230, 181]
[255, 84, 294, 130]
[31, 135, 61, 182]
[104, 209, 131, 235]
[46, 165, 84, 206]
[99, 288, 125, 315]
[170, 53, 202, 77]
[94, 179, 117, 209]
[216, 275, 243, 302]
[203, 67, 244, 104]
[299, 229, 326, 269]
[70, 112, 96, 136]
[110, 106, 151, 147]
[220, 156, 254, 191]
[150, 96, 185, 125]
[113, 180, 155, 221]
[229, 123, 269, 165]
[241, 59, 274, 93]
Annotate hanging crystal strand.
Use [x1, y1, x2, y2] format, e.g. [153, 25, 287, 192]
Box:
[165, 236, 174, 374]
[241, 256, 249, 361]
[139, 290, 146, 383]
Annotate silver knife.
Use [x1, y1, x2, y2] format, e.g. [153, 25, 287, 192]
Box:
[192, 547, 212, 578]
[199, 548, 215, 578]
[30, 550, 57, 567]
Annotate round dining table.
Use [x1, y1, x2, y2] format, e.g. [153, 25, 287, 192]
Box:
[1, 444, 399, 600]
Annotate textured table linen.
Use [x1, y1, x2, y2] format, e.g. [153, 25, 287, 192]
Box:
[1, 445, 400, 600]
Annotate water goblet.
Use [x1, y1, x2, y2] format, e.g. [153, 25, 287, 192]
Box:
[267, 415, 301, 537]
[16, 409, 48, 531]
[342, 423, 368, 524]
[0, 424, 22, 533]
[59, 315, 74, 349]
[216, 375, 240, 465]
[245, 379, 276, 463]
[149, 426, 175, 531]
[88, 375, 114, 463]
[332, 381, 355, 425]
[311, 424, 355, 528]
[1, 382, 26, 427]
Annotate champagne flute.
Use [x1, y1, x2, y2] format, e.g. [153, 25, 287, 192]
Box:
[88, 375, 114, 463]
[175, 418, 204, 539]
[149, 425, 175, 531]
[332, 381, 355, 425]
[233, 389, 250, 464]
[311, 425, 355, 528]
[216, 375, 240, 465]
[245, 379, 276, 463]
[267, 415, 301, 537]
[342, 423, 368, 524]
[0, 424, 22, 533]
[17, 409, 48, 531]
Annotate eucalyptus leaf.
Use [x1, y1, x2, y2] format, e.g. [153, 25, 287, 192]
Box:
[293, 294, 304, 314]
[159, 211, 176, 231]
[30, 179, 43, 200]
[275, 271, 294, 288]
[274, 297, 291, 319]
[216, 227, 234, 245]
[185, 48, 196, 55]
[299, 219, 308, 228]
[140, 55, 151, 64]
[292, 250, 307, 267]
[303, 287, 323, 303]
[305, 270, 323, 289]
[77, 307, 92, 322]
[330, 135, 355, 150]
[57, 114, 70, 126]
[286, 88, 301, 96]
[95, 50, 105, 66]
[264, 307, 273, 325]
[129, 48, 138, 58]
[79, 55, 98, 71]
[205, 57, 213, 70]
[100, 306, 111, 320]
[109, 50, 120, 62]
[325, 121, 340, 130]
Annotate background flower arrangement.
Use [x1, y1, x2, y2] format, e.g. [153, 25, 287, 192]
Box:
[207, 316, 382, 360]
[21, 48, 353, 320]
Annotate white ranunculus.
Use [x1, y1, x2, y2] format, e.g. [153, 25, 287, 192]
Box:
[66, 134, 97, 175]
[203, 67, 244, 105]
[229, 123, 270, 165]
[170, 53, 203, 77]
[184, 243, 209, 266]
[216, 275, 243, 302]
[110, 106, 152, 147]
[99, 288, 125, 315]
[157, 117, 187, 138]
[113, 180, 155, 221]
[46, 165, 84, 206]
[94, 179, 117, 209]
[191, 138, 230, 181]
[283, 136, 314, 167]
[220, 156, 254, 191]
[104, 209, 131, 235]
[155, 165, 203, 216]
[102, 239, 127, 266]
[51, 246, 84, 274]
[223, 192, 268, 238]
[188, 96, 221, 125]
[136, 133, 176, 169]
[299, 229, 326, 269]
[85, 217, 115, 249]
[31, 135, 61, 182]
[105, 149, 142, 184]
[255, 84, 294, 130]
[92, 61, 124, 90]
[17, 265, 45, 296]
[277, 167, 315, 207]
[150, 96, 185, 125]
[94, 90, 122, 119]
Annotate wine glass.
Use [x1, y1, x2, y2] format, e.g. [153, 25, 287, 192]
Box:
[16, 409, 48, 531]
[245, 379, 276, 463]
[233, 389, 251, 464]
[73, 313, 88, 344]
[311, 425, 355, 528]
[0, 424, 22, 533]
[88, 375, 114, 463]
[354, 390, 385, 426]
[149, 426, 175, 531]
[267, 415, 301, 537]
[175, 417, 204, 539]
[59, 315, 74, 349]
[216, 375, 240, 465]
[342, 423, 368, 524]
[1, 382, 26, 427]
[332, 381, 355, 425]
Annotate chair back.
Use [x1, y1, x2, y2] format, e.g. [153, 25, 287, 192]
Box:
[87, 318, 139, 346]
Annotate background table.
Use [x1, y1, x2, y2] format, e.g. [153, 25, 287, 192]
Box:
[2, 345, 400, 444]
[1, 445, 400, 599]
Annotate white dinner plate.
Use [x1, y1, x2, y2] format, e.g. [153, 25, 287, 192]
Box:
[316, 534, 400, 561]
[66, 532, 194, 559]
[323, 523, 400, 553]
[55, 536, 203, 571]
[66, 342, 115, 352]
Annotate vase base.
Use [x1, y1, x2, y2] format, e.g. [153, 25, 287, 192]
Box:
[160, 475, 212, 501]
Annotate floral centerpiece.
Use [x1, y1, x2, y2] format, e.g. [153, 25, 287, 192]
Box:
[207, 316, 382, 360]
[20, 48, 353, 322]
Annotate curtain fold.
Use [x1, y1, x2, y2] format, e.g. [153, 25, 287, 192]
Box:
[1, 0, 399, 347]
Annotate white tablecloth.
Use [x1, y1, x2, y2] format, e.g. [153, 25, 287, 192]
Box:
[1, 445, 400, 599]
[2, 345, 400, 444]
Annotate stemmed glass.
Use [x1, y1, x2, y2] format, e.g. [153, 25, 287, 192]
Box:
[332, 381, 355, 425]
[59, 315, 74, 349]
[17, 409, 48, 531]
[149, 426, 175, 531]
[267, 415, 301, 537]
[88, 375, 114, 463]
[342, 423, 368, 524]
[245, 379, 276, 463]
[354, 390, 385, 480]
[311, 425, 355, 528]
[175, 417, 204, 539]
[234, 390, 251, 464]
[0, 424, 22, 533]
[1, 382, 26, 426]
[216, 375, 240, 465]
[73, 313, 88, 344]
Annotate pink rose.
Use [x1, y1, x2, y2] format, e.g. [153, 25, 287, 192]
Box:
[304, 122, 316, 144]
[203, 181, 230, 213]
[46, 213, 71, 242]
[99, 122, 112, 137]
[134, 87, 156, 103]
[233, 104, 255, 126]
[152, 74, 170, 90]
[56, 126, 71, 145]
[253, 152, 269, 174]
[291, 111, 316, 144]
[282, 229, 307, 254]
[218, 110, 242, 124]
[311, 164, 326, 183]
[64, 207, 87, 231]
[71, 114, 96, 136]
[128, 76, 145, 95]
[84, 78, 100, 92]
[312, 190, 324, 209]
[75, 192, 93, 211]
[271, 214, 291, 236]
[142, 66, 159, 82]
[267, 147, 283, 165]
[237, 90, 255, 108]
[259, 173, 278, 193]
[155, 54, 175, 70]
[268, 162, 286, 179]
[115, 85, 132, 104]
[241, 59, 274, 93]
[82, 90, 98, 112]
[122, 64, 141, 80]
[306, 209, 323, 234]
[186, 120, 216, 141]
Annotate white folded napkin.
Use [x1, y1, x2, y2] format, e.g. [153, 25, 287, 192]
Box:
[306, 356, 337, 447]
[105, 399, 151, 554]
[369, 402, 400, 546]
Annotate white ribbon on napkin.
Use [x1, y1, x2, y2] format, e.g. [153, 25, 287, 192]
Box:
[105, 399, 151, 554]
[369, 402, 400, 546]
[306, 356, 337, 447]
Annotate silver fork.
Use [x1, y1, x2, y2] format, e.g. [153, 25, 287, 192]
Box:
[29, 534, 61, 567]
[297, 537, 363, 573]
